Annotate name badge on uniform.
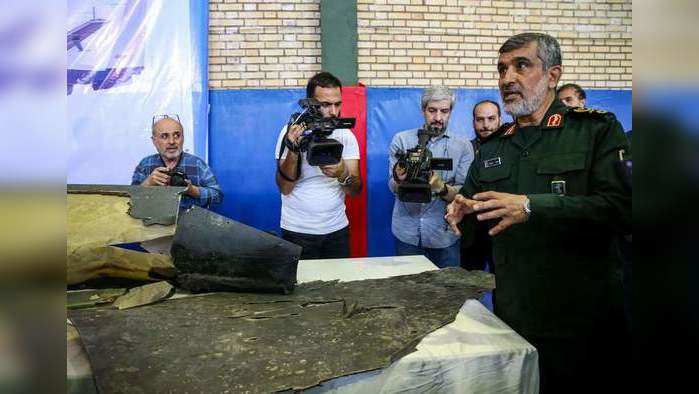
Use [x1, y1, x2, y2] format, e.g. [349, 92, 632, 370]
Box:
[483, 157, 502, 168]
[551, 180, 566, 195]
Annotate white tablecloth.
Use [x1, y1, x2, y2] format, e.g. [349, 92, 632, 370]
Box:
[297, 255, 539, 394]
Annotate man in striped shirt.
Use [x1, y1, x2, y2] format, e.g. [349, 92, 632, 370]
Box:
[132, 115, 223, 209]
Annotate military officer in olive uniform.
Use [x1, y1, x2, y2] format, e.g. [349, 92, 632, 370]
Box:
[446, 33, 630, 393]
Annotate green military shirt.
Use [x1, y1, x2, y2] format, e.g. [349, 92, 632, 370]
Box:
[458, 98, 631, 339]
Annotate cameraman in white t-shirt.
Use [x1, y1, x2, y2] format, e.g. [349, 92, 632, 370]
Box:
[274, 72, 362, 259]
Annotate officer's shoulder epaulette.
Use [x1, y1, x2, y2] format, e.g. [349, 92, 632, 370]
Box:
[567, 106, 617, 122]
[493, 122, 516, 138]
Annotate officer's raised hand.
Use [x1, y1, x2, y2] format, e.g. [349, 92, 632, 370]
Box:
[472, 191, 530, 236]
[444, 194, 478, 235]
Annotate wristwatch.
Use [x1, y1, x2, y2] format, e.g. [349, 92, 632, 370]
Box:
[522, 197, 532, 216]
[338, 174, 353, 186]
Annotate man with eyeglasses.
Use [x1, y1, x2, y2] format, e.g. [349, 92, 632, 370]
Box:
[132, 114, 223, 209]
[274, 72, 361, 260]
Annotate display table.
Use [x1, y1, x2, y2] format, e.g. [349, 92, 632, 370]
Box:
[68, 255, 538, 393]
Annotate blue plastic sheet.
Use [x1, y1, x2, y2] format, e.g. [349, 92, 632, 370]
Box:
[209, 89, 305, 232]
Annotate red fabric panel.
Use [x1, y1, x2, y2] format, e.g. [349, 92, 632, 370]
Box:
[340, 85, 368, 257]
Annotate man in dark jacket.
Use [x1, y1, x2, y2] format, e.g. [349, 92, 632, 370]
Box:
[460, 100, 501, 271]
[446, 33, 630, 393]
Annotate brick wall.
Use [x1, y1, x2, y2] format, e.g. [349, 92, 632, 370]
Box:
[357, 0, 631, 89]
[209, 0, 632, 90]
[208, 0, 322, 89]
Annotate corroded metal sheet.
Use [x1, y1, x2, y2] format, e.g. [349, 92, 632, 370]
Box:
[112, 281, 175, 310]
[67, 184, 185, 226]
[69, 268, 494, 393]
[171, 206, 302, 294]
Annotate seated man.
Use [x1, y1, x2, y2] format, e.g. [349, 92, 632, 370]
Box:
[132, 114, 223, 209]
[388, 86, 474, 268]
[274, 72, 362, 260]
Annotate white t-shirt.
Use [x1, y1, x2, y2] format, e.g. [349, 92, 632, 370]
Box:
[274, 125, 360, 235]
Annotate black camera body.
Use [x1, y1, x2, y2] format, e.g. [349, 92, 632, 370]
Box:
[166, 169, 189, 187]
[289, 98, 356, 166]
[394, 127, 453, 203]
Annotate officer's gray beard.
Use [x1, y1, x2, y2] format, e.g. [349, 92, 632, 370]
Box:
[504, 76, 549, 118]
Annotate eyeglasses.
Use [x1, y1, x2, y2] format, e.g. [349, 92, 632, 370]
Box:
[152, 114, 181, 127]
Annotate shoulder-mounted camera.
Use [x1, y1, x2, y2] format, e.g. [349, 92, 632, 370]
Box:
[288, 98, 356, 166]
[394, 126, 452, 203]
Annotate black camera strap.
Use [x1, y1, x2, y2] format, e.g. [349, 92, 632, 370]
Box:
[276, 126, 302, 182]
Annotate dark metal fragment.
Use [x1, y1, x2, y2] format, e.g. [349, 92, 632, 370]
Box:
[69, 268, 494, 393]
[171, 206, 302, 294]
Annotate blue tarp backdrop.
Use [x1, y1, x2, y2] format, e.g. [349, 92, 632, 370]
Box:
[209, 89, 306, 232]
[209, 88, 632, 257]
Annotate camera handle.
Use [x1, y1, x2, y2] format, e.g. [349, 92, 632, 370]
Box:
[276, 124, 303, 182]
[289, 107, 310, 128]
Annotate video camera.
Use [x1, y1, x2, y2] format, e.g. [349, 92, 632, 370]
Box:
[287, 98, 356, 166]
[394, 126, 453, 203]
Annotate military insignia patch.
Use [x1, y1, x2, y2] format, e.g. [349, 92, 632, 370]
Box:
[551, 180, 566, 195]
[572, 107, 607, 115]
[502, 123, 517, 137]
[483, 157, 502, 168]
[545, 113, 563, 128]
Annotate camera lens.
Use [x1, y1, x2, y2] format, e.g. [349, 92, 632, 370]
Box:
[168, 171, 189, 187]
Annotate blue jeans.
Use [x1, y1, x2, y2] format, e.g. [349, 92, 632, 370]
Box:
[394, 237, 461, 268]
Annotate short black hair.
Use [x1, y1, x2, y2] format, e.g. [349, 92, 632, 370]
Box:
[499, 32, 561, 70]
[557, 83, 587, 100]
[473, 99, 501, 118]
[306, 71, 342, 98]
